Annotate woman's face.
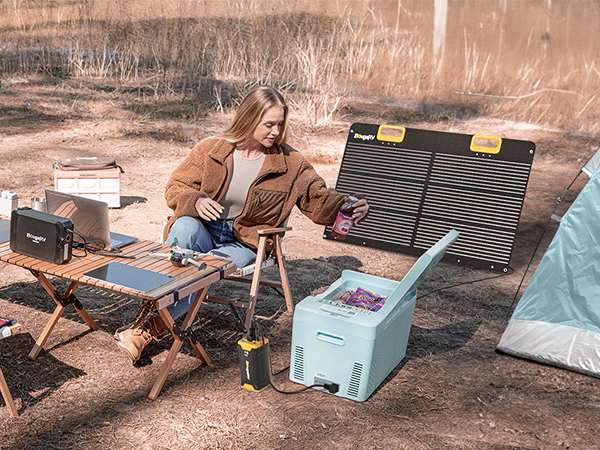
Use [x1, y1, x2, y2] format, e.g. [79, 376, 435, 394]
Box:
[253, 106, 285, 148]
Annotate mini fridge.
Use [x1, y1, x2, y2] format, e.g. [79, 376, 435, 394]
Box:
[289, 230, 458, 401]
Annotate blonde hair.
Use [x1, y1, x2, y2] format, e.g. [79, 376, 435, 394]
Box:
[222, 86, 288, 145]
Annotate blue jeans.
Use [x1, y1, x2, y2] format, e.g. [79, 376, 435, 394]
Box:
[166, 216, 256, 320]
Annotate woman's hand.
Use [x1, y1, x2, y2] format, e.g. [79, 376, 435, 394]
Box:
[195, 197, 224, 221]
[352, 198, 369, 223]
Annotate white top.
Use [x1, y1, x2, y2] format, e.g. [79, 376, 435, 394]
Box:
[221, 150, 265, 219]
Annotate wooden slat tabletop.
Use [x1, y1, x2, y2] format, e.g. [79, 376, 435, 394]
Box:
[0, 241, 235, 301]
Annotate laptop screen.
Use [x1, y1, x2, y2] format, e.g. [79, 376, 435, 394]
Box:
[45, 190, 111, 248]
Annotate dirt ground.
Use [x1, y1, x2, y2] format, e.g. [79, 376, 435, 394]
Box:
[1, 76, 599, 450]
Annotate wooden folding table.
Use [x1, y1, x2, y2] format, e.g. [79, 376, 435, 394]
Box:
[0, 321, 22, 417]
[0, 240, 235, 400]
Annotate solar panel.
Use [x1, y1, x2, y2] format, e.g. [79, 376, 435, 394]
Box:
[324, 123, 536, 272]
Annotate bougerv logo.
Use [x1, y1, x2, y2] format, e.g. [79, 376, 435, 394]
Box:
[353, 133, 375, 141]
[26, 232, 46, 244]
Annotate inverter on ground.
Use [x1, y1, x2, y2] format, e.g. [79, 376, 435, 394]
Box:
[290, 230, 458, 402]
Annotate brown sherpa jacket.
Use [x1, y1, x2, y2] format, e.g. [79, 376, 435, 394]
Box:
[164, 137, 346, 250]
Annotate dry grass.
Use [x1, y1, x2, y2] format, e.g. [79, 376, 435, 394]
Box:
[0, 0, 599, 133]
[0, 56, 599, 448]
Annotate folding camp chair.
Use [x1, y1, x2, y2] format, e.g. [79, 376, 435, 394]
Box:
[162, 219, 294, 331]
[0, 321, 22, 417]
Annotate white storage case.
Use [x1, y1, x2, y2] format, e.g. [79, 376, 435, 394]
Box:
[54, 167, 121, 208]
[0, 191, 18, 218]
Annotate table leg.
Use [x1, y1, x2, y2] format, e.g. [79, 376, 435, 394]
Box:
[64, 280, 97, 331]
[0, 368, 17, 417]
[29, 273, 98, 359]
[181, 289, 204, 329]
[73, 306, 98, 331]
[182, 288, 212, 367]
[29, 304, 64, 360]
[147, 288, 211, 400]
[37, 275, 98, 331]
[148, 337, 183, 401]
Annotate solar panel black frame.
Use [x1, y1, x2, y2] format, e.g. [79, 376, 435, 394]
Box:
[323, 123, 536, 272]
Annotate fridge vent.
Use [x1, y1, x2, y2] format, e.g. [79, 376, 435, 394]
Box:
[347, 362, 364, 398]
[292, 346, 305, 382]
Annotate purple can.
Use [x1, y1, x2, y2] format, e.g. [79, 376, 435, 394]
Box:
[332, 195, 359, 240]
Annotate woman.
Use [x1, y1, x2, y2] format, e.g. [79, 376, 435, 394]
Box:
[116, 86, 369, 363]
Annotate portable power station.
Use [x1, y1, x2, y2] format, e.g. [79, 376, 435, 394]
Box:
[10, 208, 73, 264]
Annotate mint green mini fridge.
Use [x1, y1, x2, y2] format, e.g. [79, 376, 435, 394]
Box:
[289, 230, 458, 401]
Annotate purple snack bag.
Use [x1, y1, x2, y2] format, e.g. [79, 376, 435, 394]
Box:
[336, 290, 354, 305]
[344, 287, 386, 312]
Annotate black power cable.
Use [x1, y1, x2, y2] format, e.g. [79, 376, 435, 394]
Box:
[271, 365, 290, 377]
[505, 226, 547, 320]
[269, 367, 338, 395]
[270, 382, 332, 395]
[417, 267, 515, 300]
[261, 327, 338, 395]
[68, 229, 135, 259]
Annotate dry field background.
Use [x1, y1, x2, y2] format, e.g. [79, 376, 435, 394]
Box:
[1, 0, 599, 131]
[1, 1, 600, 449]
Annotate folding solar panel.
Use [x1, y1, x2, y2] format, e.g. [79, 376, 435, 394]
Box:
[324, 123, 536, 271]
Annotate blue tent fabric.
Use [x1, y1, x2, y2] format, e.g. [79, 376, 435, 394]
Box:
[582, 147, 600, 177]
[498, 170, 600, 377]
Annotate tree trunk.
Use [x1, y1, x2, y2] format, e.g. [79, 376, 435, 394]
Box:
[433, 0, 448, 74]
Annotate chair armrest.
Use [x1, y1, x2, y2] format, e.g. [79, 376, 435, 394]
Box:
[257, 226, 292, 236]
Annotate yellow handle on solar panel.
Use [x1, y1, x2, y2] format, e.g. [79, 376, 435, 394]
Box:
[470, 134, 502, 154]
[377, 124, 406, 143]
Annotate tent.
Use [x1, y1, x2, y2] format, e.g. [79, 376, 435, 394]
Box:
[582, 147, 600, 177]
[497, 167, 600, 377]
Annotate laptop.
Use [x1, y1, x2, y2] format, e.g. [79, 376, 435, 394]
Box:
[45, 190, 137, 250]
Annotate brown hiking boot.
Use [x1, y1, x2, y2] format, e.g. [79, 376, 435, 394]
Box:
[115, 315, 166, 363]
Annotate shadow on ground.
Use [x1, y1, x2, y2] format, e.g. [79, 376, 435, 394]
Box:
[340, 98, 483, 124]
[120, 195, 147, 207]
[362, 318, 481, 400]
[0, 104, 75, 136]
[0, 333, 86, 415]
[408, 319, 482, 359]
